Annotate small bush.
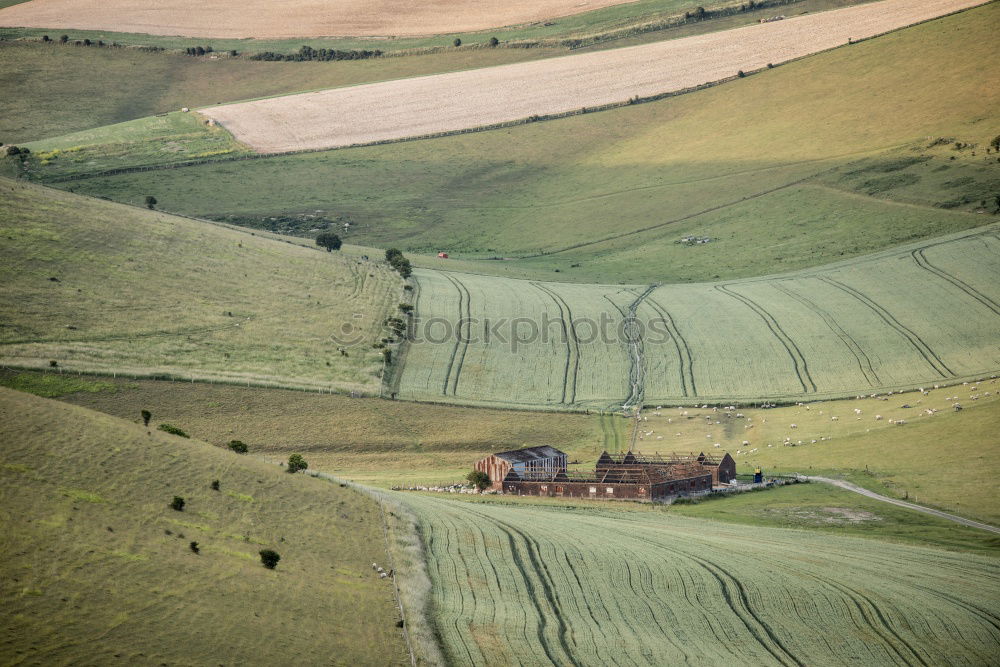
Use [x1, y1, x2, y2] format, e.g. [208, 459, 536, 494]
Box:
[144, 195, 157, 209]
[189, 541, 200, 554]
[287, 454, 308, 474]
[59, 35, 68, 43]
[48, 359, 57, 367]
[466, 470, 491, 491]
[489, 37, 499, 47]
[158, 423, 190, 438]
[141, 409, 151, 426]
[315, 232, 342, 252]
[453, 38, 462, 47]
[228, 439, 248, 454]
[170, 496, 186, 511]
[259, 549, 281, 569]
[211, 480, 220, 491]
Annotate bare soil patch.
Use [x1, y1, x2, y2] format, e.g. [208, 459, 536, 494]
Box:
[198, 0, 987, 153]
[0, 0, 638, 39]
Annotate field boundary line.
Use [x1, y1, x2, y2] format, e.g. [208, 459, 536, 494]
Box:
[623, 285, 658, 410]
[802, 476, 1000, 535]
[715, 284, 816, 393]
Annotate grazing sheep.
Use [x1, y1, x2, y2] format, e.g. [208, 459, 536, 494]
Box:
[371, 562, 378, 570]
[790, 423, 798, 429]
[875, 415, 883, 421]
[380, 572, 388, 579]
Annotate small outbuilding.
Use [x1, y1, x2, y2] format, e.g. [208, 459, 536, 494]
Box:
[475, 446, 568, 490]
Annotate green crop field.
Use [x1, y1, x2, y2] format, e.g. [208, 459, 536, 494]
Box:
[400, 491, 1000, 665]
[399, 224, 1000, 409]
[30, 3, 1000, 284]
[0, 386, 408, 664]
[0, 178, 402, 393]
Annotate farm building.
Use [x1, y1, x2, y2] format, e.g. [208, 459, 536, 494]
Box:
[502, 464, 712, 502]
[596, 450, 736, 485]
[475, 446, 568, 490]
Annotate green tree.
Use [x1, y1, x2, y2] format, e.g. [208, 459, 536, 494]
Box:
[453, 38, 462, 47]
[170, 496, 186, 511]
[287, 454, 308, 474]
[466, 470, 491, 491]
[259, 549, 281, 569]
[228, 439, 248, 453]
[489, 37, 499, 47]
[144, 195, 157, 209]
[315, 232, 342, 252]
[141, 409, 151, 427]
[991, 135, 1000, 153]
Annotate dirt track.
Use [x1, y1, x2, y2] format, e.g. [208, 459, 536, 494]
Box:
[0, 0, 637, 39]
[198, 0, 988, 154]
[804, 477, 1000, 535]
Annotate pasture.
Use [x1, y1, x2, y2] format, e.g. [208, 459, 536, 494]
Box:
[198, 0, 986, 153]
[45, 2, 1000, 284]
[7, 366, 997, 526]
[0, 386, 408, 664]
[0, 178, 401, 393]
[401, 491, 1000, 665]
[399, 224, 1000, 409]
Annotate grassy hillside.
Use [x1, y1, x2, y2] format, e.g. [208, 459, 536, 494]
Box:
[0, 369, 611, 486]
[399, 224, 1000, 409]
[401, 491, 1000, 665]
[18, 367, 998, 526]
[34, 3, 1000, 284]
[0, 386, 408, 664]
[0, 178, 402, 393]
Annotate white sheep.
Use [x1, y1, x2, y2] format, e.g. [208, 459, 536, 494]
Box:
[874, 415, 883, 421]
[790, 423, 798, 429]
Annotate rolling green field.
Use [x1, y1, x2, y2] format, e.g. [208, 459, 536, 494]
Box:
[399, 224, 1000, 408]
[30, 3, 1000, 284]
[0, 386, 408, 664]
[0, 178, 402, 393]
[400, 491, 1000, 665]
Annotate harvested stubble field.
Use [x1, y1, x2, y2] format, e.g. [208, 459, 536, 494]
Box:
[199, 0, 987, 153]
[0, 0, 639, 39]
[0, 178, 401, 393]
[0, 387, 408, 664]
[399, 224, 1000, 409]
[402, 492, 1000, 665]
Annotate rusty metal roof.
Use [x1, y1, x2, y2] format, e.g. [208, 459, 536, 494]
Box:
[493, 445, 567, 463]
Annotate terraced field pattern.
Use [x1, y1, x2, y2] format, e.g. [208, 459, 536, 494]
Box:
[399, 224, 1000, 409]
[403, 493, 1000, 665]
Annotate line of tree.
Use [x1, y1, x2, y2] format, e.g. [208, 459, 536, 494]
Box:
[384, 248, 412, 279]
[249, 45, 383, 62]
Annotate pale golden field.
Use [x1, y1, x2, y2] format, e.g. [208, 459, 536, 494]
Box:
[200, 0, 987, 153]
[0, 0, 637, 38]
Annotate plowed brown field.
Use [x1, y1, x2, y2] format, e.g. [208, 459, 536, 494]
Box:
[0, 0, 638, 38]
[199, 0, 987, 154]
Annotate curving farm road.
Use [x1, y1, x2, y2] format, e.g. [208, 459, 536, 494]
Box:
[804, 476, 1000, 534]
[201, 0, 989, 153]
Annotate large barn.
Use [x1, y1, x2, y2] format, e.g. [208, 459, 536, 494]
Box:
[596, 450, 736, 485]
[502, 464, 712, 501]
[475, 445, 568, 490]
